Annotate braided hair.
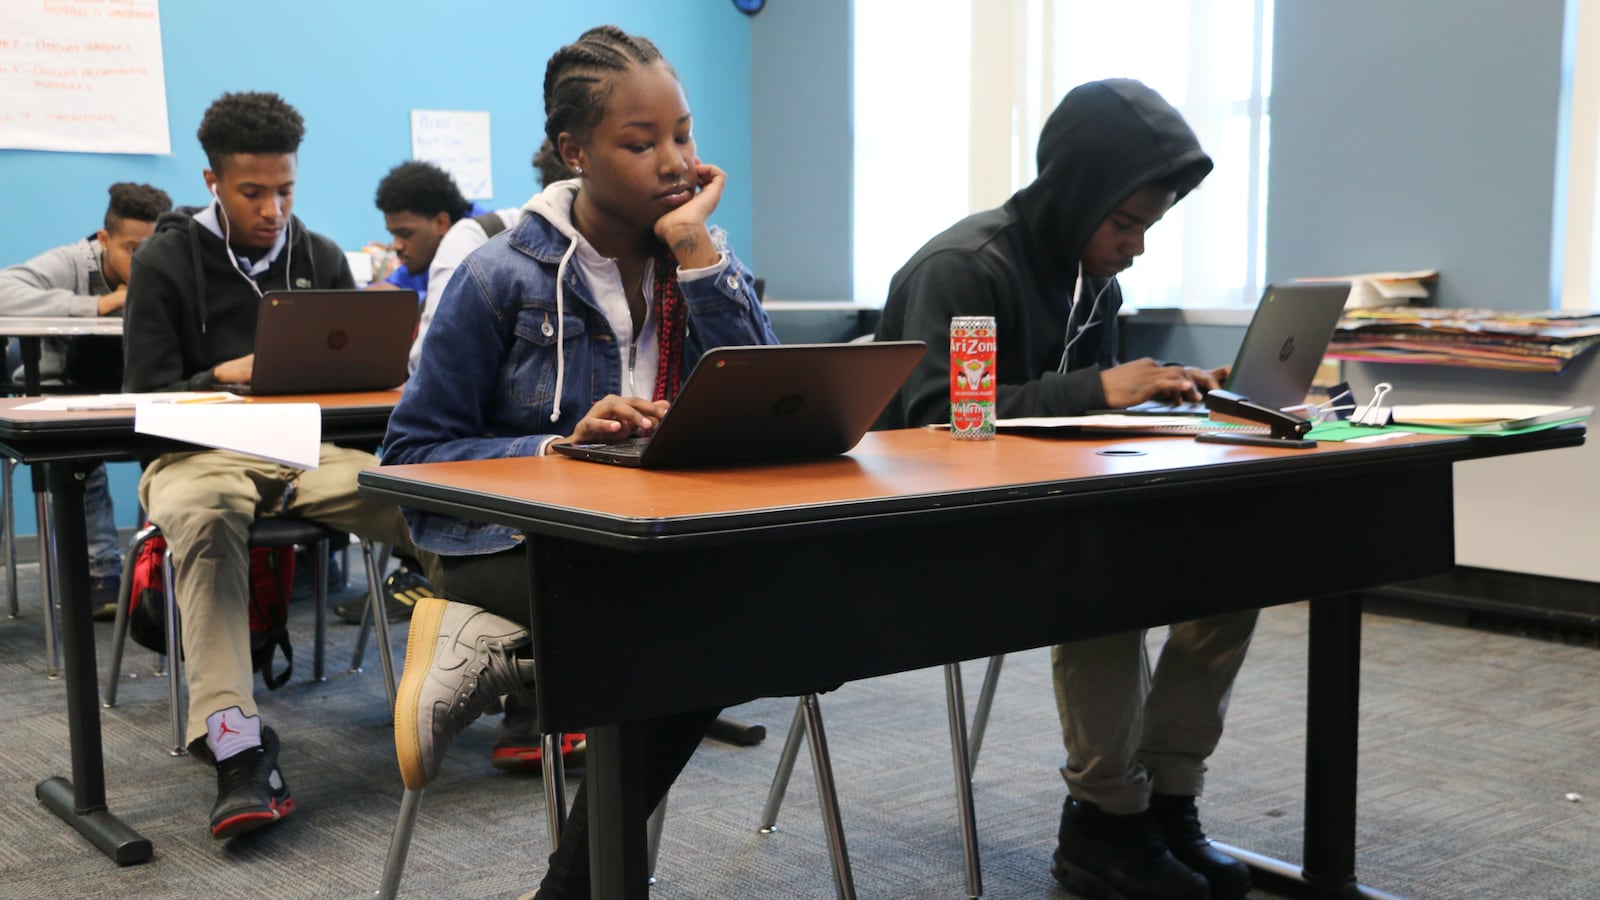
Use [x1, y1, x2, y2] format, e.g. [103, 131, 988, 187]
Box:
[543, 26, 697, 402]
[543, 25, 675, 148]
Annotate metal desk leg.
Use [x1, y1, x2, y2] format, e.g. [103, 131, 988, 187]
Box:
[34, 460, 152, 864]
[35, 479, 60, 678]
[3, 457, 17, 618]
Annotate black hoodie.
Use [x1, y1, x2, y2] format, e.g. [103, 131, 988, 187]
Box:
[122, 205, 354, 392]
[875, 79, 1213, 427]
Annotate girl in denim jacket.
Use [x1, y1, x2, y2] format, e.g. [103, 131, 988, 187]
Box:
[383, 25, 777, 900]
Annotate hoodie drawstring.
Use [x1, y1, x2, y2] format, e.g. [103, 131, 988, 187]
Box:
[550, 237, 579, 422]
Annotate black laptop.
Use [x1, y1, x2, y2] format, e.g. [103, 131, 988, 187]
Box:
[551, 341, 925, 468]
[1121, 282, 1350, 414]
[218, 289, 419, 395]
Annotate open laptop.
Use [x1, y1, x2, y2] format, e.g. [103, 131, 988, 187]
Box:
[1123, 282, 1350, 414]
[551, 341, 925, 468]
[219, 289, 419, 395]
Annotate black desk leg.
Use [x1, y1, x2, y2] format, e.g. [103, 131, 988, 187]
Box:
[588, 721, 649, 900]
[19, 335, 42, 397]
[1302, 594, 1362, 890]
[1224, 594, 1399, 900]
[34, 461, 153, 865]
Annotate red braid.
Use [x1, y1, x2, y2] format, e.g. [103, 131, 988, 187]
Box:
[651, 250, 687, 401]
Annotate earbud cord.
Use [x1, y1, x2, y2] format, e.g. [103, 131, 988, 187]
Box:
[212, 186, 293, 297]
[1057, 262, 1112, 372]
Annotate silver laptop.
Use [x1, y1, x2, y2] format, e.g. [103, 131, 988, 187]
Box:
[1125, 282, 1350, 414]
[219, 289, 419, 395]
[551, 341, 925, 468]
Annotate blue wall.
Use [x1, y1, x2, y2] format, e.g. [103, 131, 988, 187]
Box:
[750, 0, 853, 300]
[1266, 0, 1568, 310]
[1, 1, 754, 537]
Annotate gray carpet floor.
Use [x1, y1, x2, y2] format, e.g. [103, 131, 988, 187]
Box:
[0, 561, 1595, 899]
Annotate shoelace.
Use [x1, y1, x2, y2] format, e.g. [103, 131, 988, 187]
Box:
[451, 641, 535, 719]
[216, 747, 267, 795]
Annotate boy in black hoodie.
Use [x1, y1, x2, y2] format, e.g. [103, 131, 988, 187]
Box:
[122, 91, 428, 841]
[877, 79, 1252, 900]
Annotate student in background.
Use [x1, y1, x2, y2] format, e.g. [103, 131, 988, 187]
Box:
[876, 79, 1250, 900]
[406, 138, 572, 376]
[122, 91, 433, 841]
[0, 182, 173, 616]
[382, 26, 777, 897]
[369, 160, 487, 295]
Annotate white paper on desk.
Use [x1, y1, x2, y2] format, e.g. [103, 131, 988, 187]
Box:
[17, 392, 243, 411]
[996, 415, 1215, 429]
[135, 403, 322, 469]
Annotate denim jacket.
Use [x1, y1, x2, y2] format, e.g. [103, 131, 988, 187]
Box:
[383, 208, 778, 556]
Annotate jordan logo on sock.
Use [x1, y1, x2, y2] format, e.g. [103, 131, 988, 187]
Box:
[206, 705, 263, 762]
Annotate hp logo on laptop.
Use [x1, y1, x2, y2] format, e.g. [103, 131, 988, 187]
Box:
[771, 394, 805, 417]
[1278, 337, 1295, 361]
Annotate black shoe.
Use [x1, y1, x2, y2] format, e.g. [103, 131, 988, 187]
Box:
[334, 566, 433, 625]
[89, 575, 120, 621]
[209, 726, 295, 840]
[1152, 794, 1251, 900]
[1051, 796, 1210, 900]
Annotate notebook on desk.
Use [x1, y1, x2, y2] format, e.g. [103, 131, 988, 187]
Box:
[550, 341, 925, 468]
[216, 289, 419, 396]
[1120, 282, 1351, 415]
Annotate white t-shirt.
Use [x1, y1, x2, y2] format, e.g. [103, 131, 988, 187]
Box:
[407, 206, 525, 375]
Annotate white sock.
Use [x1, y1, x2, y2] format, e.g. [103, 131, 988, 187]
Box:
[205, 706, 262, 762]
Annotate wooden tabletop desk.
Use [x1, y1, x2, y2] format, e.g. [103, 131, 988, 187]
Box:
[0, 391, 400, 865]
[361, 425, 1582, 899]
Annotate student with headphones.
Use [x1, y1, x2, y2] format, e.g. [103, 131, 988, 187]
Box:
[876, 79, 1251, 900]
[121, 91, 432, 842]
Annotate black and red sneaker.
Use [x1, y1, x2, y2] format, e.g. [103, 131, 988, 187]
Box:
[491, 731, 587, 774]
[210, 726, 295, 840]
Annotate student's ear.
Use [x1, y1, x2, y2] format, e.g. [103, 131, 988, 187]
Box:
[431, 211, 452, 236]
[556, 133, 585, 176]
[202, 169, 218, 197]
[95, 228, 111, 247]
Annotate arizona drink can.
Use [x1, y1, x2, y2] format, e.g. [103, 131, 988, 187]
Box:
[949, 316, 996, 440]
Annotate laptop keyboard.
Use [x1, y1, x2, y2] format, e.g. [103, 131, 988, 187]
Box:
[574, 438, 650, 458]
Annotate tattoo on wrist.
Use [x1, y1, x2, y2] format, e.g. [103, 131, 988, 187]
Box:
[672, 234, 700, 259]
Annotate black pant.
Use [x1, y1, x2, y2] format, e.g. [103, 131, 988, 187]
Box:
[440, 547, 721, 899]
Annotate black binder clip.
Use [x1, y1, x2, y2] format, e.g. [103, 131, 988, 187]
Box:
[1195, 389, 1316, 449]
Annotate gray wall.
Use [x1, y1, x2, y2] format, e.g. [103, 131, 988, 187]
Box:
[1266, 1, 1569, 310]
[750, 0, 854, 300]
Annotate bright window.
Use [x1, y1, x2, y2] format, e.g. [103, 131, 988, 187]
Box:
[851, 0, 971, 306]
[853, 0, 1274, 307]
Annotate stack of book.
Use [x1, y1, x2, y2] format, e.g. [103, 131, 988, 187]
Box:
[1327, 307, 1600, 373]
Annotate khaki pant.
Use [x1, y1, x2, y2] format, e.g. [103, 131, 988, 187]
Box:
[1051, 609, 1259, 814]
[139, 445, 421, 746]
